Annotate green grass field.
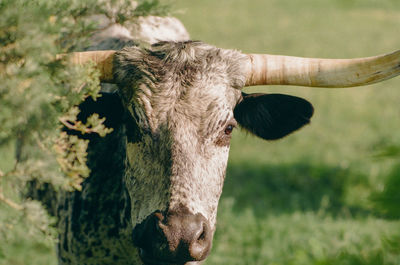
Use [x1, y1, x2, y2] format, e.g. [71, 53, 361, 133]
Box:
[173, 0, 400, 264]
[1, 0, 400, 264]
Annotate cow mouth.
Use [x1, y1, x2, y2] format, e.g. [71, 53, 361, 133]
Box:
[139, 248, 188, 265]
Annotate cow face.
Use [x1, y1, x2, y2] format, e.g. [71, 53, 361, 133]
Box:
[113, 41, 313, 264]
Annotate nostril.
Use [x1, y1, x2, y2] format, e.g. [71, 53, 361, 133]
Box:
[155, 220, 164, 235]
[187, 220, 211, 261]
[198, 229, 206, 241]
[153, 211, 167, 235]
[195, 222, 207, 242]
[132, 211, 166, 248]
[154, 211, 164, 221]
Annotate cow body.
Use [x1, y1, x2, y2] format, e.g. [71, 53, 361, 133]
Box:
[57, 40, 247, 265]
[57, 93, 137, 264]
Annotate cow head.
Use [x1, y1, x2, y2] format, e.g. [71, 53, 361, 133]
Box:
[63, 42, 400, 264]
[111, 41, 313, 264]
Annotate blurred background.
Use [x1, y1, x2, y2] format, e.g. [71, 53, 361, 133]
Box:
[175, 0, 400, 264]
[1, 0, 400, 264]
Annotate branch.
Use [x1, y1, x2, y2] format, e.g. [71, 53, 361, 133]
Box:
[0, 190, 23, 211]
[58, 117, 96, 134]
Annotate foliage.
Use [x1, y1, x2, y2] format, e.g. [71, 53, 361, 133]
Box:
[0, 0, 168, 264]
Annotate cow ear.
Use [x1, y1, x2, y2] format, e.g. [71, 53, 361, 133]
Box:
[233, 93, 314, 140]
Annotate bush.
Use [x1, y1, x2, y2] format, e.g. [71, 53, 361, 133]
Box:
[0, 0, 168, 263]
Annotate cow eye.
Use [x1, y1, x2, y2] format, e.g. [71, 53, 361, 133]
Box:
[224, 124, 234, 135]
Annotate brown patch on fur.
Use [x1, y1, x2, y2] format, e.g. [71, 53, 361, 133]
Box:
[214, 134, 231, 147]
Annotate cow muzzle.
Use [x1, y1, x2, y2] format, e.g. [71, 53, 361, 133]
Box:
[132, 208, 212, 264]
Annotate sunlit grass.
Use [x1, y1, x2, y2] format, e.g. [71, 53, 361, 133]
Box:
[210, 203, 400, 265]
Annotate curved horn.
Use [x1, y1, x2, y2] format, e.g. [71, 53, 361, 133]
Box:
[57, 50, 116, 82]
[245, 50, 400, 87]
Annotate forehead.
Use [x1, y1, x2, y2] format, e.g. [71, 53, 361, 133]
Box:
[113, 41, 247, 114]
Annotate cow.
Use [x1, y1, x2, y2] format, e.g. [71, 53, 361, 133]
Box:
[54, 20, 400, 265]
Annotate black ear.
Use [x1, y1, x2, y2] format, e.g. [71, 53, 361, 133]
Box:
[233, 93, 314, 140]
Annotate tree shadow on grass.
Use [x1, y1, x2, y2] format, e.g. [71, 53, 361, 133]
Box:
[223, 161, 370, 217]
